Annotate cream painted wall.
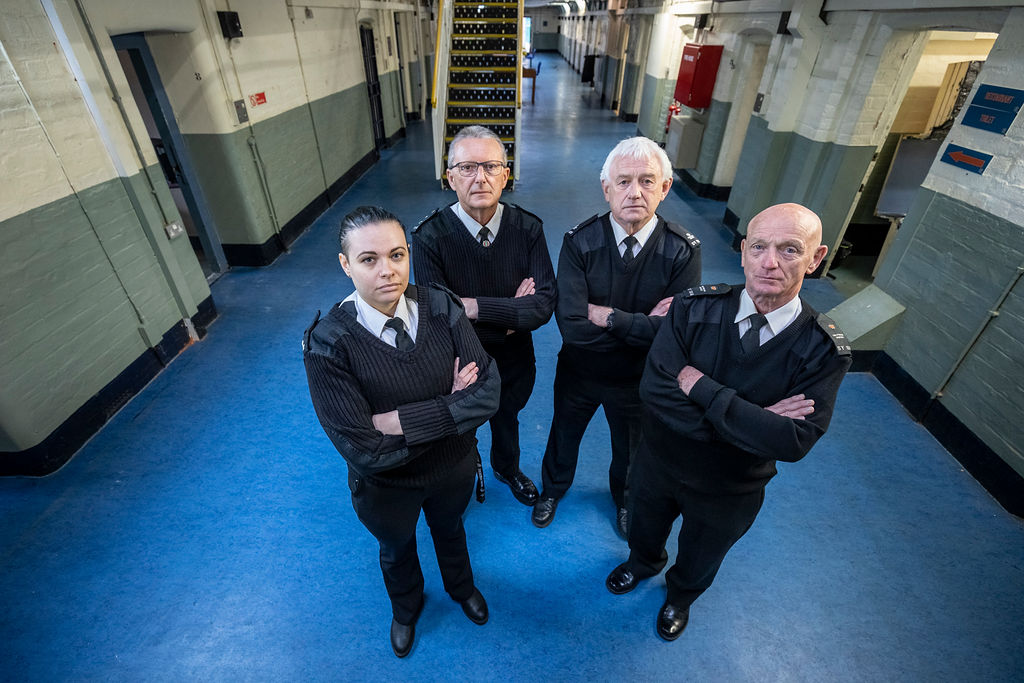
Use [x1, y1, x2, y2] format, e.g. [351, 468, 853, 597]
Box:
[1, 0, 151, 219]
[713, 39, 770, 187]
[289, 5, 366, 101]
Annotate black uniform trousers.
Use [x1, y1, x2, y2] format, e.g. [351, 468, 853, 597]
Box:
[349, 453, 477, 625]
[625, 437, 765, 608]
[540, 352, 642, 507]
[483, 334, 536, 477]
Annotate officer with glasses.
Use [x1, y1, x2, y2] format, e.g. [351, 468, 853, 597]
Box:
[413, 126, 557, 508]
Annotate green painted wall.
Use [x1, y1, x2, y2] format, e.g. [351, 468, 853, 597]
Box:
[691, 99, 732, 185]
[620, 61, 641, 115]
[0, 168, 207, 452]
[727, 115, 874, 250]
[728, 116, 793, 234]
[636, 72, 676, 144]
[533, 32, 559, 51]
[407, 58, 423, 114]
[309, 86, 375, 185]
[380, 68, 405, 139]
[604, 55, 620, 108]
[183, 84, 374, 248]
[130, 167, 209, 310]
[876, 189, 1024, 476]
[182, 129, 274, 245]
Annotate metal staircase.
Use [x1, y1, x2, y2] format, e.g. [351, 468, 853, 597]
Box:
[432, 0, 523, 189]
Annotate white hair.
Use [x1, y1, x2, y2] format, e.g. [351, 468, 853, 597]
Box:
[599, 136, 672, 183]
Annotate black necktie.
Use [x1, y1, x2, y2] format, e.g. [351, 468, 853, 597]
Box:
[740, 314, 767, 353]
[622, 235, 638, 263]
[384, 318, 414, 351]
[478, 227, 491, 247]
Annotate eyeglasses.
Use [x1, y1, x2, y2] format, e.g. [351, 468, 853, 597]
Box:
[449, 161, 507, 177]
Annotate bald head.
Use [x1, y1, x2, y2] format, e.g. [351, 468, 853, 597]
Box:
[741, 203, 828, 312]
[749, 203, 823, 248]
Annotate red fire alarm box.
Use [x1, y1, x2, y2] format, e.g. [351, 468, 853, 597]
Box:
[674, 44, 724, 108]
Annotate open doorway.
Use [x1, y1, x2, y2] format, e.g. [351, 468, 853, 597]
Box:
[828, 30, 996, 296]
[112, 34, 226, 280]
[359, 24, 387, 150]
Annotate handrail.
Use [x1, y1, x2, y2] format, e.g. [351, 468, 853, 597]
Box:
[516, 0, 524, 109]
[431, 0, 446, 108]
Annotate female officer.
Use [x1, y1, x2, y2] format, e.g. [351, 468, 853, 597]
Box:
[303, 206, 499, 657]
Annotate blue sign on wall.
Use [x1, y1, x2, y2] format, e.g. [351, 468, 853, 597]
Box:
[962, 105, 1017, 135]
[940, 144, 992, 175]
[970, 85, 1024, 113]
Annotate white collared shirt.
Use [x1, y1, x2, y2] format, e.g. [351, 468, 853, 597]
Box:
[734, 288, 802, 346]
[453, 201, 504, 242]
[609, 214, 658, 257]
[342, 290, 419, 347]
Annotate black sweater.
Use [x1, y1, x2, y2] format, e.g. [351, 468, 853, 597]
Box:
[412, 203, 556, 348]
[640, 285, 851, 493]
[303, 285, 500, 488]
[555, 213, 701, 379]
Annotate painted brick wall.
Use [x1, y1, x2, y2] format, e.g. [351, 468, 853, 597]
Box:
[1, 1, 208, 452]
[877, 191, 1024, 475]
[873, 10, 1024, 478]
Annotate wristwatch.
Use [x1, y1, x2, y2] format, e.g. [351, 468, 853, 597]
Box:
[605, 310, 615, 330]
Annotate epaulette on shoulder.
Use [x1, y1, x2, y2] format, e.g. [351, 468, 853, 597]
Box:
[426, 282, 467, 324]
[816, 313, 852, 356]
[412, 207, 443, 233]
[664, 221, 701, 249]
[301, 310, 322, 353]
[511, 203, 543, 225]
[683, 284, 731, 298]
[566, 214, 599, 238]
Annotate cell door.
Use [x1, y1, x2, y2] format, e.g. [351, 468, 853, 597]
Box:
[394, 14, 410, 118]
[360, 25, 387, 150]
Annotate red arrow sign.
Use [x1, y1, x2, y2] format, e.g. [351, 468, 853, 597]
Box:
[948, 150, 986, 168]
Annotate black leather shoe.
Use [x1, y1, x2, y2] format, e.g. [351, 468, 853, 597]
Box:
[605, 562, 638, 595]
[532, 496, 558, 528]
[616, 506, 629, 539]
[460, 587, 488, 625]
[390, 598, 425, 658]
[656, 601, 690, 642]
[494, 469, 539, 506]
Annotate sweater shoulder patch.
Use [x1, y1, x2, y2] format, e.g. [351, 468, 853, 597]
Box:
[664, 221, 701, 249]
[412, 208, 443, 234]
[303, 307, 352, 355]
[566, 214, 599, 238]
[302, 310, 321, 353]
[427, 283, 466, 324]
[511, 203, 543, 226]
[683, 283, 731, 298]
[816, 314, 852, 356]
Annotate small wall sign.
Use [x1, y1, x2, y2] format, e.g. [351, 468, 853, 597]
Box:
[940, 143, 992, 175]
[962, 84, 1022, 136]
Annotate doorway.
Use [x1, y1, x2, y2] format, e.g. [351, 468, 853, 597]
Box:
[393, 14, 411, 120]
[830, 30, 996, 295]
[359, 24, 387, 150]
[111, 34, 226, 280]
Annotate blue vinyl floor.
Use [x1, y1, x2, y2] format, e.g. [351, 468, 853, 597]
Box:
[2, 56, 1023, 682]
